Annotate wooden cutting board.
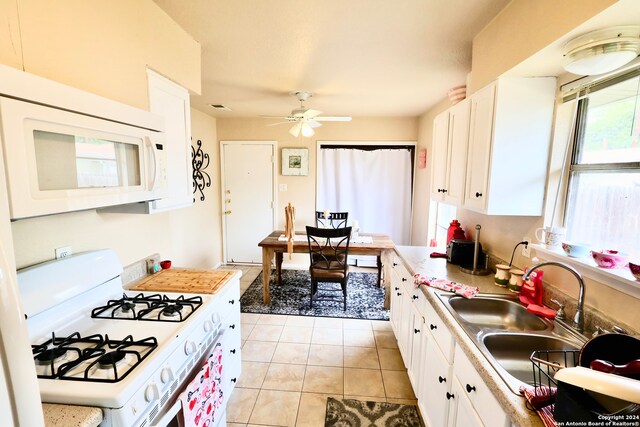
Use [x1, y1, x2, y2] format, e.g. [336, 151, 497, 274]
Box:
[129, 268, 236, 294]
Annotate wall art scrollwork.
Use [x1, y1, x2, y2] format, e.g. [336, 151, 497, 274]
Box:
[191, 139, 211, 202]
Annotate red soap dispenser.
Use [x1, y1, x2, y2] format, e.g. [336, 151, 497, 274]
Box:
[447, 220, 464, 244]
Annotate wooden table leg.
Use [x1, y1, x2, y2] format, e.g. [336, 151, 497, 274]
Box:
[376, 256, 382, 287]
[276, 252, 283, 285]
[380, 249, 394, 310]
[262, 247, 274, 304]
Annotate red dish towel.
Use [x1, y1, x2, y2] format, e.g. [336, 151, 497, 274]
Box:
[180, 343, 224, 427]
[520, 385, 558, 427]
[413, 274, 479, 299]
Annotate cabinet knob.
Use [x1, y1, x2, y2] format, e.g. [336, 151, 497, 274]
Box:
[446, 392, 455, 400]
[438, 376, 446, 383]
[430, 324, 437, 330]
[437, 188, 442, 193]
[442, 189, 448, 193]
[230, 349, 236, 354]
[231, 378, 237, 383]
[412, 295, 418, 300]
[414, 328, 420, 334]
[393, 262, 398, 267]
[225, 210, 232, 215]
[466, 384, 476, 393]
[394, 287, 399, 291]
[475, 192, 483, 198]
[401, 278, 407, 282]
[397, 292, 402, 296]
[229, 299, 235, 304]
[229, 324, 236, 329]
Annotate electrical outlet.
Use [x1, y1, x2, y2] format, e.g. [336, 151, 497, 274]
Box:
[522, 238, 531, 258]
[55, 246, 72, 259]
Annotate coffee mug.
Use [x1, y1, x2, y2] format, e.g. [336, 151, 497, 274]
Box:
[535, 226, 566, 249]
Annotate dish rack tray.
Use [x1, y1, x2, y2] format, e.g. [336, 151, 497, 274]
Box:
[530, 349, 580, 395]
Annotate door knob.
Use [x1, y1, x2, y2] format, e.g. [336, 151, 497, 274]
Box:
[225, 210, 232, 215]
[225, 198, 231, 203]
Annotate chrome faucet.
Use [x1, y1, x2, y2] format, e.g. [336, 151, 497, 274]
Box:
[522, 261, 586, 334]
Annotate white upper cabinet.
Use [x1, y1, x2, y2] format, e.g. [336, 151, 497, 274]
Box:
[463, 77, 556, 215]
[431, 98, 470, 206]
[147, 69, 193, 212]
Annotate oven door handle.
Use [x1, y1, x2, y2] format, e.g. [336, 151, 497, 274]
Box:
[150, 399, 182, 427]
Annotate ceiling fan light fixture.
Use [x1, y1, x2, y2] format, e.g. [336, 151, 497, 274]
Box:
[563, 26, 640, 76]
[301, 122, 315, 137]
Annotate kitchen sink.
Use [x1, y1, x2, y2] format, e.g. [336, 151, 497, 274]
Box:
[482, 333, 580, 387]
[448, 296, 548, 331]
[436, 292, 587, 394]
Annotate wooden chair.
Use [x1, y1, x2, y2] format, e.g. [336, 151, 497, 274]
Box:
[306, 225, 352, 310]
[315, 211, 349, 228]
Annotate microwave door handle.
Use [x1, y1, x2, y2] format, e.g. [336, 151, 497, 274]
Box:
[144, 136, 159, 192]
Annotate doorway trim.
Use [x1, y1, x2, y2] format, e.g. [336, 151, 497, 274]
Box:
[220, 140, 278, 264]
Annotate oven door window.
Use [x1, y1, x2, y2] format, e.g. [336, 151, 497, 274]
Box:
[33, 130, 141, 191]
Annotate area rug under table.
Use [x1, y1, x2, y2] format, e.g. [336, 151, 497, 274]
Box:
[325, 397, 421, 427]
[240, 269, 389, 320]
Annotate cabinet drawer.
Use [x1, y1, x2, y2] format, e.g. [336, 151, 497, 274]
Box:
[216, 281, 240, 320]
[453, 346, 509, 427]
[425, 305, 455, 362]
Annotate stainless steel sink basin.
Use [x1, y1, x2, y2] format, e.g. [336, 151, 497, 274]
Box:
[448, 296, 548, 331]
[435, 292, 587, 394]
[482, 333, 580, 388]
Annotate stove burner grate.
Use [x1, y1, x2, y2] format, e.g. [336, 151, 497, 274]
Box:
[91, 293, 202, 322]
[32, 332, 157, 383]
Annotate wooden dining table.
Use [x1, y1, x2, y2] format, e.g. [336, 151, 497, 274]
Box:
[258, 230, 396, 309]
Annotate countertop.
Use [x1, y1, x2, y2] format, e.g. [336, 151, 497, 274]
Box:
[43, 403, 102, 427]
[395, 245, 545, 427]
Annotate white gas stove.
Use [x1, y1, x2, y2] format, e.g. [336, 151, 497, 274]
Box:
[18, 249, 240, 427]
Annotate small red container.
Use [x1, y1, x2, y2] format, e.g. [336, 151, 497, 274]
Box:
[160, 260, 172, 270]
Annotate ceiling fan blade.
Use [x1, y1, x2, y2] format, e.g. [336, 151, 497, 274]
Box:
[267, 121, 292, 126]
[260, 115, 290, 119]
[302, 109, 322, 119]
[307, 120, 322, 128]
[289, 122, 302, 137]
[314, 116, 352, 122]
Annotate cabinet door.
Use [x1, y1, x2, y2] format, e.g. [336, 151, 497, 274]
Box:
[420, 339, 453, 427]
[397, 289, 413, 365]
[464, 83, 495, 211]
[431, 111, 450, 200]
[147, 69, 193, 212]
[408, 307, 423, 391]
[390, 269, 403, 335]
[448, 378, 484, 427]
[444, 98, 470, 205]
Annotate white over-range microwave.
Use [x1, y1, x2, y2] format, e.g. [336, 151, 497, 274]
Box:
[0, 96, 168, 220]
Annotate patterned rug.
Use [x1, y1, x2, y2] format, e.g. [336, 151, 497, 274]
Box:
[240, 269, 389, 320]
[325, 397, 421, 427]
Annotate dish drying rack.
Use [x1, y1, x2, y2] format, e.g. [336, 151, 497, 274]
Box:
[530, 349, 580, 396]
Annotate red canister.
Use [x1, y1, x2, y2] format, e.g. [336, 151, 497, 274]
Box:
[447, 220, 463, 244]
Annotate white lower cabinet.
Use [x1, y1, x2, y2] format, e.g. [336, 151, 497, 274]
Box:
[419, 338, 453, 427]
[448, 377, 484, 427]
[408, 305, 424, 390]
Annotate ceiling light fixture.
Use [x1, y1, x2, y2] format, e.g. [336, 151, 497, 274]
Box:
[563, 26, 640, 76]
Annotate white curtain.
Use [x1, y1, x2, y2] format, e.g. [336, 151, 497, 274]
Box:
[318, 147, 412, 245]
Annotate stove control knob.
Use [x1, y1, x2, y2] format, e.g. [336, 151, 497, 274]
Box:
[184, 341, 197, 356]
[160, 368, 172, 384]
[203, 320, 213, 333]
[211, 313, 220, 324]
[144, 384, 158, 403]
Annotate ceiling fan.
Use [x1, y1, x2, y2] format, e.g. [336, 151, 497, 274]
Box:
[261, 91, 352, 137]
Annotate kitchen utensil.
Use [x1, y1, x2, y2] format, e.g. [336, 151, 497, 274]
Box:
[590, 359, 640, 376]
[579, 333, 640, 381]
[160, 260, 172, 269]
[629, 262, 640, 281]
[561, 241, 591, 258]
[590, 249, 629, 269]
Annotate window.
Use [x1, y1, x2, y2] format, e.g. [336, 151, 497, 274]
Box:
[428, 200, 456, 247]
[564, 69, 640, 258]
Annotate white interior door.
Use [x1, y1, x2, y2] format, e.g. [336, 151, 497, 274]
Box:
[221, 141, 276, 263]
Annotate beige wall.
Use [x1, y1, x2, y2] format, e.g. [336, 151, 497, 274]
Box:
[217, 117, 419, 230]
[3, 1, 221, 270]
[5, 0, 200, 108]
[470, 0, 615, 92]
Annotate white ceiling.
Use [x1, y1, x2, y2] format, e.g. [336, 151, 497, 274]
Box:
[153, 0, 510, 118]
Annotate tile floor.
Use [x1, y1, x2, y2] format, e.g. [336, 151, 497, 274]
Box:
[223, 265, 416, 427]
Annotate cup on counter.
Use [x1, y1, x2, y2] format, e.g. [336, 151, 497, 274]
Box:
[535, 226, 566, 249]
[508, 268, 525, 293]
[494, 264, 511, 287]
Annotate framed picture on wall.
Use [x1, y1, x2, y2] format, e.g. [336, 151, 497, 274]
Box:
[282, 148, 309, 176]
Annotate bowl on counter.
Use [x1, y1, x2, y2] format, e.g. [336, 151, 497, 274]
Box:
[591, 250, 629, 269]
[561, 242, 591, 258]
[160, 260, 172, 270]
[630, 262, 640, 281]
